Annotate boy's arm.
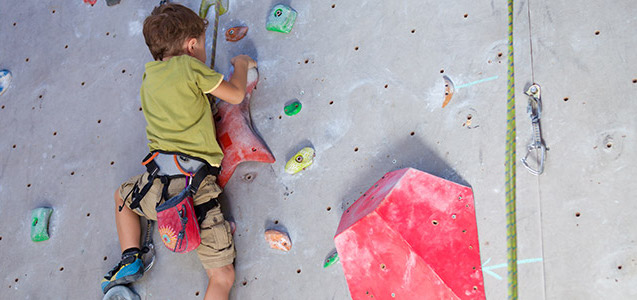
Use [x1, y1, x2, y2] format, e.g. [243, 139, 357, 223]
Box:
[209, 55, 256, 104]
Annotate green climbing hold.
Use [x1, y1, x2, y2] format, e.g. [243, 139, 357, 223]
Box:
[323, 252, 339, 268]
[31, 207, 53, 242]
[266, 4, 297, 34]
[284, 101, 302, 116]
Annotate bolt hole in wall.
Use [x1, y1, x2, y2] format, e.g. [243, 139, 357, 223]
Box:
[440, 69, 444, 73]
[326, 206, 331, 211]
[59, 267, 64, 271]
[464, 13, 469, 18]
[411, 29, 416, 33]
[354, 46, 359, 51]
[595, 30, 600, 35]
[86, 213, 90, 217]
[195, 291, 200, 296]
[296, 269, 301, 274]
[274, 220, 279, 225]
[575, 212, 581, 217]
[25, 58, 29, 62]
[110, 161, 115, 165]
[563, 97, 569, 102]
[64, 45, 68, 49]
[633, 79, 637, 83]
[103, 256, 107, 261]
[329, 100, 334, 105]
[354, 147, 359, 152]
[331, 4, 335, 8]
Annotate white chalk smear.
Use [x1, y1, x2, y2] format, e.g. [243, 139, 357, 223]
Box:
[129, 21, 143, 36]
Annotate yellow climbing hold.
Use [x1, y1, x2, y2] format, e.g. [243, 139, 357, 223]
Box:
[285, 147, 315, 174]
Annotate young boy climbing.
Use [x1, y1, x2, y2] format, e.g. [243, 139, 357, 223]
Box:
[101, 3, 256, 300]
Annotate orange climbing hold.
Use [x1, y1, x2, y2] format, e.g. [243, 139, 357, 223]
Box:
[264, 229, 292, 252]
[225, 26, 248, 42]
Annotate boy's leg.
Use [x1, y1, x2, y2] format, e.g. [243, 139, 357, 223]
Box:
[101, 186, 146, 294]
[114, 188, 141, 251]
[204, 264, 235, 300]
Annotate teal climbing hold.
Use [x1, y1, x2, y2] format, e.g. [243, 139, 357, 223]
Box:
[266, 4, 297, 34]
[284, 101, 302, 116]
[31, 207, 53, 242]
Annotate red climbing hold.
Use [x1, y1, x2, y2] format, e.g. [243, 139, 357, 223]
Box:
[215, 68, 275, 188]
[334, 168, 485, 300]
[84, 0, 97, 5]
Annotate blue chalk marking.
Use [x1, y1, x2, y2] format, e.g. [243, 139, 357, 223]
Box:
[455, 75, 499, 90]
[481, 257, 543, 280]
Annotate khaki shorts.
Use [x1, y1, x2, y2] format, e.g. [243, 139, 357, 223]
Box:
[119, 172, 235, 269]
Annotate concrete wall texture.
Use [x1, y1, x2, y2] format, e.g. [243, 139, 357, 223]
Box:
[1, 0, 636, 299]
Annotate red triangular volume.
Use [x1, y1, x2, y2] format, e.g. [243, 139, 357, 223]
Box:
[214, 70, 275, 188]
[334, 168, 485, 300]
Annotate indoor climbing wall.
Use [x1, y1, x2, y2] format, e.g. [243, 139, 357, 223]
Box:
[0, 0, 635, 299]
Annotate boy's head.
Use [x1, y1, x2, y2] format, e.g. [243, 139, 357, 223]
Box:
[143, 3, 208, 62]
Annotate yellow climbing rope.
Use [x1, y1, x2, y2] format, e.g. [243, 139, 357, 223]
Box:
[505, 0, 518, 299]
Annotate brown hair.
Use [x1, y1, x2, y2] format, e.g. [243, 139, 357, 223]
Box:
[143, 3, 208, 61]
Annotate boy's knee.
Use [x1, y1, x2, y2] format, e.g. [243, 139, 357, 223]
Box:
[207, 264, 235, 287]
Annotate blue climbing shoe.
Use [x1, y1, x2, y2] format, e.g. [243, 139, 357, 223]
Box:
[101, 251, 144, 294]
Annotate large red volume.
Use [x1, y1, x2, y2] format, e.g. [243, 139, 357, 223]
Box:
[334, 168, 485, 300]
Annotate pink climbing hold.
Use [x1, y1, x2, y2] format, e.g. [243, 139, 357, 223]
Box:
[334, 168, 485, 299]
[215, 68, 275, 188]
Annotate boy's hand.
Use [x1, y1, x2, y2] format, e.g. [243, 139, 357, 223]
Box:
[231, 55, 257, 69]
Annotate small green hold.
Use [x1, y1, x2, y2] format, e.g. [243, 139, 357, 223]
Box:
[31, 207, 53, 242]
[284, 101, 302, 116]
[324, 252, 339, 268]
[266, 4, 297, 34]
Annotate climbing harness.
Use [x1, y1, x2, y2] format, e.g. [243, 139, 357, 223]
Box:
[521, 84, 546, 175]
[505, 0, 518, 298]
[123, 151, 220, 226]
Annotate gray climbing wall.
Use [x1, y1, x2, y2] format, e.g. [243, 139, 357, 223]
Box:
[0, 0, 635, 299]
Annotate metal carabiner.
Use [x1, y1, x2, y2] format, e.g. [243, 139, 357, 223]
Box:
[521, 84, 547, 175]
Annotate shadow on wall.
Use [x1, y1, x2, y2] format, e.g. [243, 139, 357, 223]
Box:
[339, 136, 470, 211]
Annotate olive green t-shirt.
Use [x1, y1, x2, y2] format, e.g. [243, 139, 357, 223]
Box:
[140, 55, 224, 166]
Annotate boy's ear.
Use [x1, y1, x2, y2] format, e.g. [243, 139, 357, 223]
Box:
[185, 37, 198, 56]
